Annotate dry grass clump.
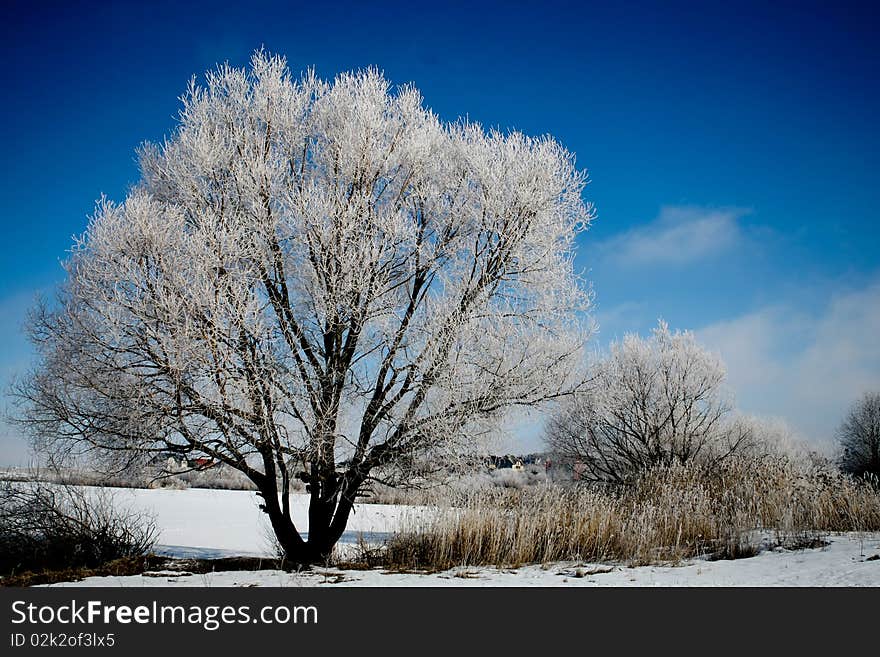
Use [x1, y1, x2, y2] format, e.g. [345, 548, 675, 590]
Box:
[377, 455, 880, 570]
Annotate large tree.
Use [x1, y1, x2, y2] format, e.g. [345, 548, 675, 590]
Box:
[16, 52, 594, 564]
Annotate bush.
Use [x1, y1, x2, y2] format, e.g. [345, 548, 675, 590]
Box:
[0, 481, 157, 579]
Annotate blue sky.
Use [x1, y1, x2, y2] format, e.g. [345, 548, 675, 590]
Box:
[1, 0, 878, 463]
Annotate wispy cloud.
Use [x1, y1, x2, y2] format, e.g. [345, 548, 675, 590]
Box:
[592, 300, 649, 341]
[595, 206, 748, 268]
[697, 277, 880, 447]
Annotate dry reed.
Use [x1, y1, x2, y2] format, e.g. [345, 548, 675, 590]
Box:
[375, 455, 880, 570]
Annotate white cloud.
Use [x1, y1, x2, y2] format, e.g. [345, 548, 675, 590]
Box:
[595, 206, 747, 267]
[697, 278, 880, 448]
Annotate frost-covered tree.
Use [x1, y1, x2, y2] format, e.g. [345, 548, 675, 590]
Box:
[15, 52, 594, 564]
[545, 321, 746, 484]
[727, 414, 813, 467]
[837, 392, 880, 482]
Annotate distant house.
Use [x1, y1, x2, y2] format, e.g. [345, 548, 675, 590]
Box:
[511, 460, 524, 472]
[153, 452, 217, 473]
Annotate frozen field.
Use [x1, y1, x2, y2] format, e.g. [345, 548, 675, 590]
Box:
[100, 486, 431, 558]
[44, 487, 880, 587]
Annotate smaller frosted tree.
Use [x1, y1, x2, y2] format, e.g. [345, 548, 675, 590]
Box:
[837, 392, 880, 482]
[545, 321, 747, 483]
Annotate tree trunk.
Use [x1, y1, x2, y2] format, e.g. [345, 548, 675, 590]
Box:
[258, 480, 344, 566]
[256, 457, 363, 566]
[303, 464, 340, 562]
[257, 484, 312, 566]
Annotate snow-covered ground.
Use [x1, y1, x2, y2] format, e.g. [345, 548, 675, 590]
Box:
[102, 486, 432, 558]
[44, 487, 880, 587]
